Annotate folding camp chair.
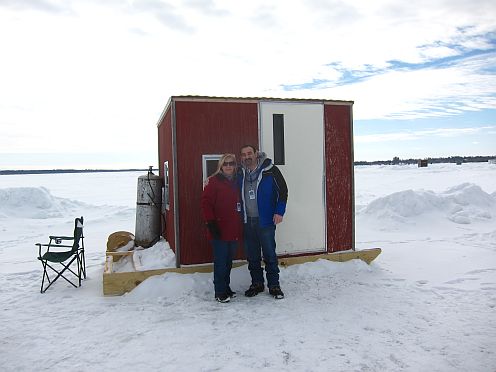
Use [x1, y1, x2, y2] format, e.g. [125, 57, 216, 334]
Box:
[36, 216, 86, 293]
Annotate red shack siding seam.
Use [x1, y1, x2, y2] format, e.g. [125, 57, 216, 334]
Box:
[158, 108, 175, 253]
[174, 101, 259, 265]
[324, 104, 353, 252]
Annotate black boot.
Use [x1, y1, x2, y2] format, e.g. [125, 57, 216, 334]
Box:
[244, 283, 265, 297]
[215, 293, 230, 303]
[269, 286, 284, 299]
[227, 287, 237, 298]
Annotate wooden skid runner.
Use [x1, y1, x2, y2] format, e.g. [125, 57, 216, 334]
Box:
[279, 248, 382, 266]
[103, 248, 381, 296]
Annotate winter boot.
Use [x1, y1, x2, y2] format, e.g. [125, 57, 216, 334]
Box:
[269, 286, 284, 299]
[227, 287, 237, 298]
[215, 293, 231, 303]
[244, 283, 265, 297]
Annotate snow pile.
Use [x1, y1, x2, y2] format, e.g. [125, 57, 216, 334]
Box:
[112, 239, 176, 273]
[0, 187, 86, 219]
[445, 183, 495, 224]
[125, 258, 372, 305]
[125, 271, 212, 301]
[363, 183, 495, 224]
[134, 239, 176, 271]
[115, 239, 135, 252]
[111, 254, 135, 272]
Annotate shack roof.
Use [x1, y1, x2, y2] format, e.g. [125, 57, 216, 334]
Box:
[157, 95, 354, 127]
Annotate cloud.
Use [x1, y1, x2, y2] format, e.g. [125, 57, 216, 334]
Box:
[183, 0, 229, 17]
[278, 50, 496, 120]
[355, 126, 496, 144]
[0, 0, 495, 160]
[0, 0, 72, 13]
[130, 0, 195, 33]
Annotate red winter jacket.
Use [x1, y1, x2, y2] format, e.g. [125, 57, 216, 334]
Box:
[201, 174, 242, 241]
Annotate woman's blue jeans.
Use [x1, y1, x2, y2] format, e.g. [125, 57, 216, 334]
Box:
[211, 240, 238, 296]
[244, 217, 280, 288]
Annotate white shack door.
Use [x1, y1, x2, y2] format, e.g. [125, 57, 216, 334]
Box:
[259, 101, 326, 255]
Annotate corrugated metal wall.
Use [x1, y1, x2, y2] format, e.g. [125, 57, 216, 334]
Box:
[324, 104, 353, 252]
[158, 108, 175, 254]
[175, 100, 259, 265]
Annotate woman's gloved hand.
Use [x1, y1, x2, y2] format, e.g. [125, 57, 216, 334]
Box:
[206, 220, 221, 240]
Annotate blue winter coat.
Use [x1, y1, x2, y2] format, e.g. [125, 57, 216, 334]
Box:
[238, 158, 288, 227]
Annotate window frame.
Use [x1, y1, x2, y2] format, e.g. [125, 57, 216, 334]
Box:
[202, 154, 223, 187]
[163, 161, 170, 211]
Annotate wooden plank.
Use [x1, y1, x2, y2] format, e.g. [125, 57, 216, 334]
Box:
[104, 255, 112, 274]
[107, 251, 134, 259]
[102, 249, 381, 296]
[102, 256, 246, 296]
[279, 248, 381, 267]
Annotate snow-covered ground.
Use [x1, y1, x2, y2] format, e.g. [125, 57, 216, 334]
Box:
[1, 164, 495, 371]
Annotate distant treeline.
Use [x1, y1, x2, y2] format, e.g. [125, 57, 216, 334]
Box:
[355, 155, 496, 166]
[2, 156, 495, 174]
[0, 168, 157, 175]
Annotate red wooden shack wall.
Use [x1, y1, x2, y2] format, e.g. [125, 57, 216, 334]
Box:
[175, 100, 259, 265]
[157, 108, 175, 253]
[324, 104, 353, 252]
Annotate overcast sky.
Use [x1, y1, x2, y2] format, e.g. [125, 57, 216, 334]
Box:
[0, 0, 495, 168]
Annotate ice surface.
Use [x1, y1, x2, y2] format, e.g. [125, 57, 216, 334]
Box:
[1, 163, 495, 371]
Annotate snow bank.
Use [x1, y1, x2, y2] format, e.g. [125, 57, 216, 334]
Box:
[0, 187, 86, 219]
[363, 183, 495, 224]
[112, 239, 176, 273]
[125, 271, 212, 301]
[134, 239, 176, 271]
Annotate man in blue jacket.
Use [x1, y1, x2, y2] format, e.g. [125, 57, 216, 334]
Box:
[239, 145, 288, 299]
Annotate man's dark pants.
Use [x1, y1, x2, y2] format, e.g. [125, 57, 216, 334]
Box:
[244, 217, 280, 288]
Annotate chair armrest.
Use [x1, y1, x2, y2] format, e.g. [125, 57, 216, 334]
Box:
[49, 236, 75, 240]
[36, 243, 45, 258]
[36, 242, 73, 258]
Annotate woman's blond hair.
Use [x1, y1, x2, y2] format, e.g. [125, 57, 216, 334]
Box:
[210, 153, 237, 178]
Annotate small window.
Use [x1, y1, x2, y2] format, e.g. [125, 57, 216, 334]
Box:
[163, 161, 170, 211]
[202, 154, 222, 187]
[273, 114, 285, 165]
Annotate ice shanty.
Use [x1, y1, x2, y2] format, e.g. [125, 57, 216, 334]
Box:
[157, 95, 366, 266]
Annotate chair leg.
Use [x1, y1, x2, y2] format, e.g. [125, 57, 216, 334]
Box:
[40, 260, 54, 293]
[41, 259, 80, 293]
[39, 251, 87, 293]
[40, 260, 49, 293]
[76, 254, 82, 287]
[82, 250, 87, 279]
[41, 262, 59, 294]
[48, 262, 79, 287]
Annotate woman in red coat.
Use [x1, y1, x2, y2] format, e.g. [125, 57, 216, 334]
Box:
[201, 153, 242, 303]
